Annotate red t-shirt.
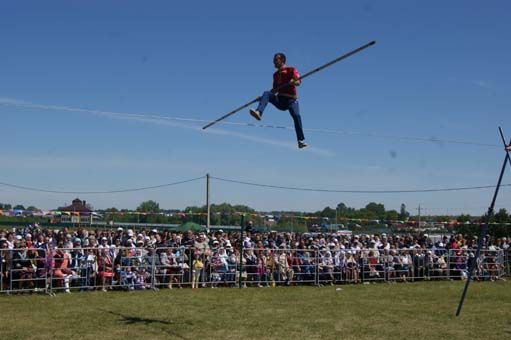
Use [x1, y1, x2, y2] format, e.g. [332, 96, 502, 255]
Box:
[273, 66, 300, 98]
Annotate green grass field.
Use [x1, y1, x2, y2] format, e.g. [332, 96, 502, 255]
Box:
[1, 281, 510, 340]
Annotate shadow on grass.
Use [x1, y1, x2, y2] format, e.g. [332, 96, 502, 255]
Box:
[101, 309, 192, 339]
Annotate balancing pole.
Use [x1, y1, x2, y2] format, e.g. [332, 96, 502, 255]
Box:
[202, 40, 376, 130]
[239, 214, 245, 289]
[456, 127, 510, 316]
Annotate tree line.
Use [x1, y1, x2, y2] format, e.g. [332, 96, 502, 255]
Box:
[2, 200, 511, 226]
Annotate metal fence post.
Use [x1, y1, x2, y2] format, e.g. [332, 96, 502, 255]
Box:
[315, 249, 319, 286]
[239, 214, 245, 289]
[447, 250, 452, 280]
[151, 249, 156, 290]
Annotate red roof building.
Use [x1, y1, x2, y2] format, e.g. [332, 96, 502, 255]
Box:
[60, 198, 92, 213]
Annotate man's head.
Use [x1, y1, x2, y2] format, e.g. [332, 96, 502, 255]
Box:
[273, 53, 286, 69]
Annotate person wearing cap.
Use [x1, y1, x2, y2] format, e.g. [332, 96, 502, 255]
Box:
[194, 233, 209, 255]
[351, 239, 361, 253]
[145, 235, 156, 248]
[211, 239, 220, 252]
[243, 236, 253, 249]
[24, 233, 34, 248]
[98, 237, 110, 250]
[224, 239, 232, 249]
[436, 242, 446, 257]
[71, 237, 81, 248]
[368, 240, 380, 258]
[135, 239, 145, 249]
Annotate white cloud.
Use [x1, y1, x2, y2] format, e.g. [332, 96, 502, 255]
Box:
[0, 154, 191, 170]
[471, 80, 493, 89]
[0, 97, 26, 105]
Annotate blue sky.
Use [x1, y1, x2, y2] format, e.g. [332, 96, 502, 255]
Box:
[1, 0, 510, 215]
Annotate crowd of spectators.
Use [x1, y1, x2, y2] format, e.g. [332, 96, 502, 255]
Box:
[0, 222, 509, 294]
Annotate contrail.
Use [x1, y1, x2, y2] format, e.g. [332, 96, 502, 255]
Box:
[0, 97, 498, 148]
[0, 98, 334, 156]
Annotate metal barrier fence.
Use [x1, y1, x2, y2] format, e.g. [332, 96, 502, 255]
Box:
[504, 248, 510, 276]
[0, 247, 509, 294]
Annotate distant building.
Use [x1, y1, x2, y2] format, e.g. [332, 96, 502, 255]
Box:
[60, 198, 92, 213]
[59, 198, 93, 224]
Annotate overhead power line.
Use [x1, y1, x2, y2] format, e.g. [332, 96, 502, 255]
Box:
[0, 176, 205, 194]
[1, 175, 510, 195]
[211, 176, 511, 194]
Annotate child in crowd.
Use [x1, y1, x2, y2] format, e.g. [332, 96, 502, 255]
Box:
[192, 254, 203, 289]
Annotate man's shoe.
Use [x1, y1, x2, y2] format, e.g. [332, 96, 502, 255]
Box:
[298, 140, 308, 149]
[249, 109, 262, 121]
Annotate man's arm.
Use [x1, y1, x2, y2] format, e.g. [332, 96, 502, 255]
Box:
[290, 67, 301, 86]
[271, 76, 278, 93]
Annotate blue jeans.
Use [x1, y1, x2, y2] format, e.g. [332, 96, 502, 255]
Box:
[256, 91, 305, 142]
